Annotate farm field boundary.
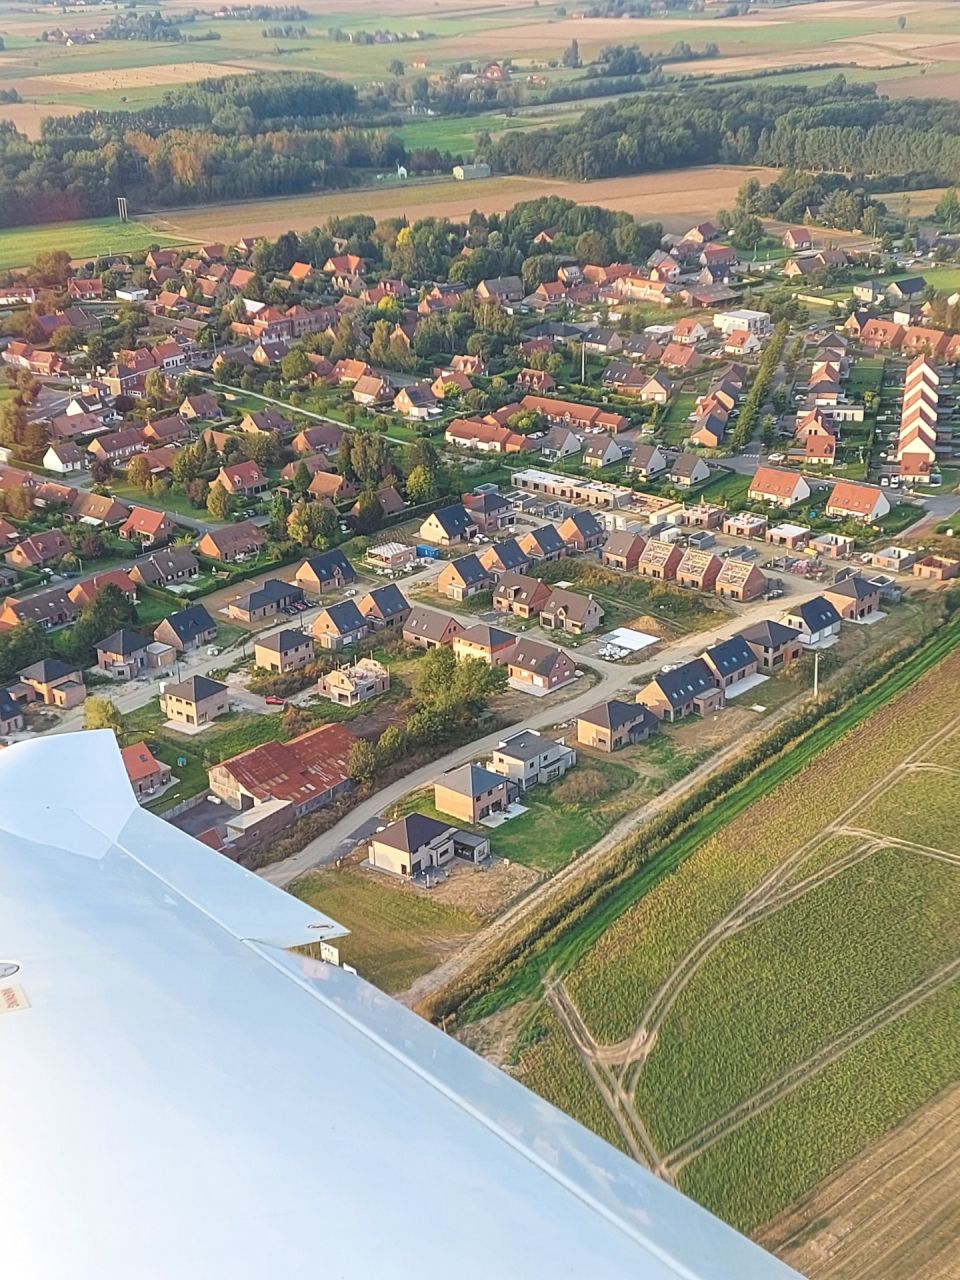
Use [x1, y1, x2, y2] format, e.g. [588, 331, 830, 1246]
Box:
[433, 611, 960, 1029]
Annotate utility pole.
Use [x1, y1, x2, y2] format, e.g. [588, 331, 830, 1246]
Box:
[813, 649, 820, 700]
[581, 341, 586, 384]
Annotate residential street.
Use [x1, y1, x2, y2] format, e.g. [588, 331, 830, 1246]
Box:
[260, 576, 829, 888]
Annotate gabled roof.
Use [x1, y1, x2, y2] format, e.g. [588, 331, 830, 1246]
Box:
[786, 595, 842, 630]
[703, 635, 755, 676]
[458, 623, 515, 650]
[360, 584, 409, 617]
[646, 658, 717, 707]
[825, 575, 878, 601]
[446, 553, 489, 587]
[427, 504, 473, 536]
[403, 605, 461, 642]
[299, 549, 356, 582]
[578, 698, 656, 733]
[256, 628, 312, 654]
[318, 599, 367, 634]
[482, 538, 529, 572]
[508, 638, 568, 675]
[157, 603, 215, 643]
[19, 657, 79, 683]
[98, 628, 150, 656]
[164, 675, 227, 703]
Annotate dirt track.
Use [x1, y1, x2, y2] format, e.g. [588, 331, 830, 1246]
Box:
[757, 1084, 960, 1280]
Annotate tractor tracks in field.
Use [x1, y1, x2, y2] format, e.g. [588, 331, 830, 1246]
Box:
[548, 710, 960, 1178]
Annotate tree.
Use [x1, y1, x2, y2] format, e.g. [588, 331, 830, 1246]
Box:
[206, 480, 233, 521]
[83, 696, 123, 738]
[126, 454, 153, 490]
[293, 461, 313, 497]
[405, 463, 437, 505]
[269, 488, 291, 535]
[897, 14, 907, 30]
[0, 620, 47, 682]
[69, 584, 138, 667]
[280, 348, 311, 382]
[143, 369, 168, 407]
[388, 58, 405, 76]
[935, 188, 960, 232]
[353, 488, 384, 535]
[561, 37, 580, 68]
[347, 737, 377, 786]
[376, 724, 406, 766]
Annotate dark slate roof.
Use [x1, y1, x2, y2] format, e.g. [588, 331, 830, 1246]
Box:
[98, 628, 150, 656]
[460, 623, 515, 649]
[241, 579, 303, 611]
[363, 583, 409, 617]
[651, 658, 717, 708]
[486, 538, 528, 571]
[160, 604, 215, 643]
[507, 639, 565, 675]
[257, 628, 311, 654]
[323, 599, 367, 633]
[578, 698, 657, 733]
[301, 549, 356, 582]
[465, 491, 509, 514]
[704, 635, 756, 677]
[449, 554, 489, 587]
[890, 275, 926, 295]
[0, 686, 21, 720]
[789, 596, 842, 630]
[377, 812, 451, 853]
[738, 619, 799, 649]
[526, 524, 565, 555]
[431, 504, 473, 536]
[19, 658, 78, 683]
[166, 675, 227, 702]
[565, 510, 603, 537]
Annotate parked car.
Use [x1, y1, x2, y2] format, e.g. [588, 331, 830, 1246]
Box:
[265, 695, 284, 706]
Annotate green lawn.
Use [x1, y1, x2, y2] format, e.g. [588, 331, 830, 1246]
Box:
[698, 469, 751, 507]
[0, 216, 188, 270]
[394, 757, 640, 875]
[292, 867, 479, 993]
[660, 392, 697, 446]
[109, 479, 211, 521]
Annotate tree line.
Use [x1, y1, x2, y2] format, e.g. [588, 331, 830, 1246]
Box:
[487, 79, 960, 185]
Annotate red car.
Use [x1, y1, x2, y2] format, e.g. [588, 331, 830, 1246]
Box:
[265, 695, 285, 706]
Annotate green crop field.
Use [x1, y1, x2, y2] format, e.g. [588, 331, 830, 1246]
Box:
[501, 635, 960, 1236]
[566, 651, 960, 1043]
[633, 848, 960, 1151]
[0, 216, 187, 269]
[679, 979, 960, 1232]
[856, 768, 960, 852]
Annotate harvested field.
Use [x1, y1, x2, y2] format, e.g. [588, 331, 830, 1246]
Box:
[0, 101, 78, 139]
[36, 62, 254, 90]
[142, 164, 780, 250]
[756, 1084, 960, 1280]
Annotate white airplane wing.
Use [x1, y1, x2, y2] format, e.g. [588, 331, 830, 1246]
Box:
[0, 731, 802, 1279]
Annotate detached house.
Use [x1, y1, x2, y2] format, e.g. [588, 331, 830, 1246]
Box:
[293, 549, 356, 596]
[437, 554, 492, 602]
[357, 584, 410, 631]
[402, 606, 465, 650]
[5, 529, 71, 570]
[739, 619, 803, 671]
[217, 461, 269, 499]
[702, 636, 759, 690]
[825, 481, 890, 523]
[488, 730, 576, 791]
[153, 604, 216, 652]
[558, 510, 605, 553]
[601, 530, 646, 573]
[540, 588, 604, 636]
[823, 575, 882, 621]
[577, 699, 659, 752]
[517, 525, 566, 563]
[781, 596, 842, 646]
[507, 639, 576, 694]
[636, 658, 724, 722]
[748, 466, 811, 509]
[119, 507, 175, 549]
[453, 624, 516, 666]
[312, 599, 369, 650]
[196, 522, 265, 563]
[493, 571, 552, 620]
[419, 504, 477, 547]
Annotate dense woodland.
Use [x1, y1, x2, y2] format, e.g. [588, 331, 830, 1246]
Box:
[488, 80, 960, 183]
[4, 73, 960, 231]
